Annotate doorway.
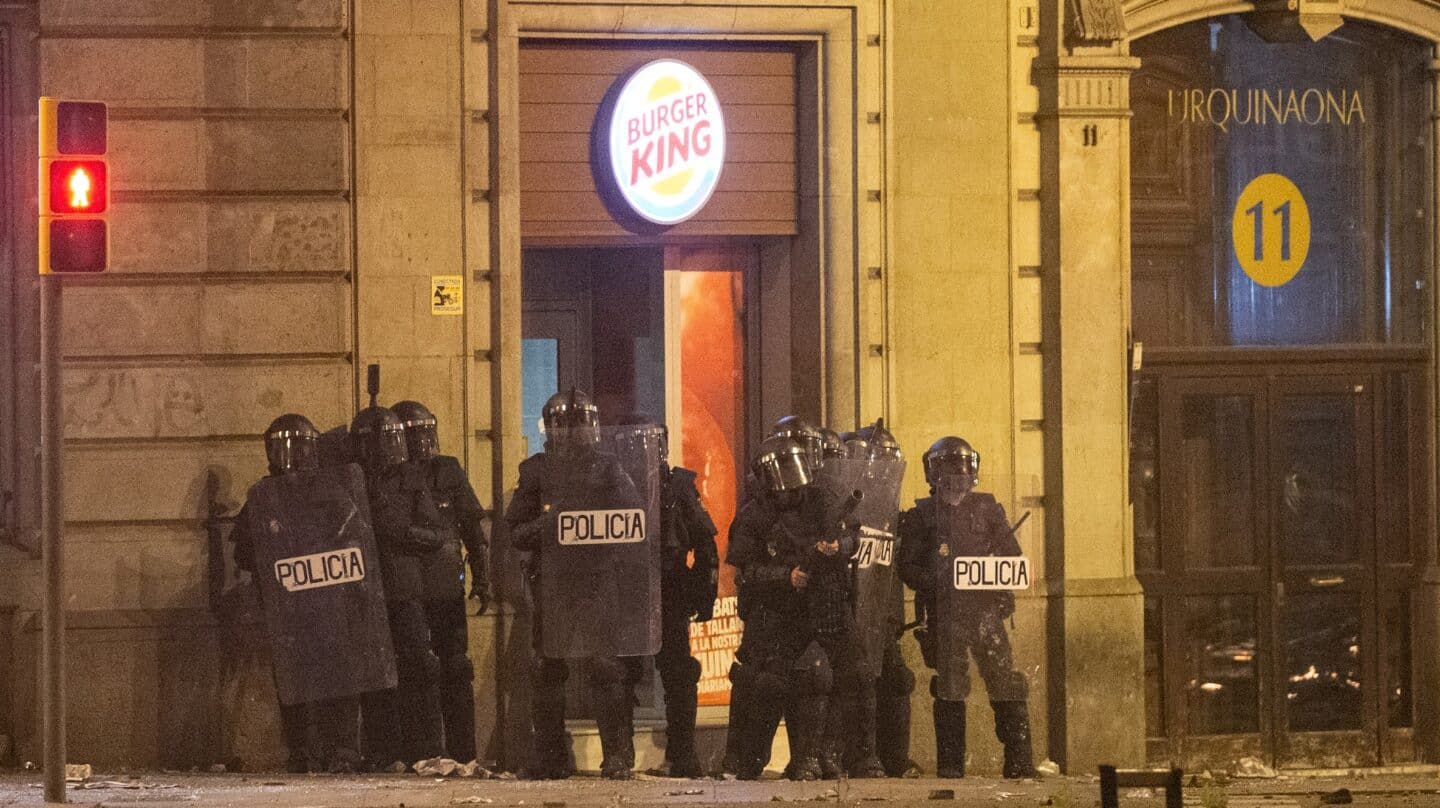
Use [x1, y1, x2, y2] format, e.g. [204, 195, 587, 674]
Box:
[520, 243, 762, 718]
[1133, 362, 1422, 768]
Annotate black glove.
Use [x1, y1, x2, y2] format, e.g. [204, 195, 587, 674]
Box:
[468, 556, 491, 615]
[690, 567, 719, 622]
[915, 627, 937, 669]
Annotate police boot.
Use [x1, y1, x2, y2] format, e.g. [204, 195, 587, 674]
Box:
[439, 654, 478, 763]
[721, 664, 757, 779]
[786, 681, 833, 782]
[523, 660, 573, 780]
[847, 684, 886, 779]
[993, 701, 1037, 779]
[586, 657, 634, 780]
[875, 658, 916, 777]
[663, 684, 702, 777]
[934, 699, 966, 779]
[279, 702, 311, 773]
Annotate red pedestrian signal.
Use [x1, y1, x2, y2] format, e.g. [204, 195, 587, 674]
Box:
[39, 98, 109, 273]
[48, 160, 107, 214]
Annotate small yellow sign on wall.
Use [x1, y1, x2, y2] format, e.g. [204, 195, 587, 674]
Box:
[1232, 173, 1311, 288]
[431, 275, 463, 315]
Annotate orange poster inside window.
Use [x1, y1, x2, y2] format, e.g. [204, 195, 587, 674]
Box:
[677, 270, 744, 706]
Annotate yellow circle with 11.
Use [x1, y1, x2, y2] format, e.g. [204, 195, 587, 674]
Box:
[1231, 173, 1310, 287]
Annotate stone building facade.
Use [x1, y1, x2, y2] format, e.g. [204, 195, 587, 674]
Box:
[1, 0, 1437, 776]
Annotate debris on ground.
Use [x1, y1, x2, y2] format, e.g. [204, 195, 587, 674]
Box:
[1320, 788, 1353, 805]
[1036, 760, 1060, 777]
[208, 764, 227, 773]
[64, 763, 92, 781]
[1125, 789, 1154, 799]
[385, 761, 409, 774]
[664, 788, 706, 796]
[1233, 757, 1278, 779]
[416, 757, 463, 777]
[929, 789, 955, 800]
[452, 798, 494, 805]
[76, 779, 178, 791]
[812, 788, 838, 801]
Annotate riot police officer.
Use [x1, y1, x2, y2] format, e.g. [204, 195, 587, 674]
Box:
[231, 414, 379, 773]
[898, 437, 1036, 779]
[849, 419, 917, 778]
[616, 415, 719, 778]
[506, 389, 650, 780]
[353, 405, 449, 769]
[391, 400, 490, 764]
[723, 436, 849, 781]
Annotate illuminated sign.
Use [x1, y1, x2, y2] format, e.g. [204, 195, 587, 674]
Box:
[604, 59, 725, 226]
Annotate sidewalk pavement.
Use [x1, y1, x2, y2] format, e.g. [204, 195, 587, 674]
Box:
[1, 768, 1437, 808]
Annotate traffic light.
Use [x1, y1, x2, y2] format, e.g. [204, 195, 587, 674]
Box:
[39, 98, 108, 273]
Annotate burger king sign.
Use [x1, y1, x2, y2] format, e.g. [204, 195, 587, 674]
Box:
[601, 59, 726, 226]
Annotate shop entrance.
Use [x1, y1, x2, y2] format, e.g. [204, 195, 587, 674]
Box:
[521, 243, 768, 720]
[1128, 15, 1432, 768]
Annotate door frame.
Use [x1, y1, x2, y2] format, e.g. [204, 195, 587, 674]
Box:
[1137, 349, 1428, 768]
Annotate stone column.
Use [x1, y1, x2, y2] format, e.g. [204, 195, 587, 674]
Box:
[1035, 4, 1146, 770]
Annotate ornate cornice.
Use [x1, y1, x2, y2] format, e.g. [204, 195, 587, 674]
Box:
[1069, 0, 1127, 44]
[1036, 55, 1142, 118]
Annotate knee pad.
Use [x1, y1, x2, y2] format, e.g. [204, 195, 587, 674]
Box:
[991, 670, 1028, 701]
[753, 669, 789, 700]
[443, 654, 475, 684]
[581, 655, 628, 688]
[662, 656, 702, 688]
[789, 651, 832, 696]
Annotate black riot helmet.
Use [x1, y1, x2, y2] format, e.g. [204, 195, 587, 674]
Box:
[351, 405, 408, 470]
[264, 413, 320, 476]
[543, 387, 600, 456]
[818, 427, 844, 461]
[858, 418, 903, 462]
[770, 415, 824, 473]
[923, 436, 980, 487]
[753, 435, 812, 494]
[392, 400, 440, 461]
[616, 412, 669, 468]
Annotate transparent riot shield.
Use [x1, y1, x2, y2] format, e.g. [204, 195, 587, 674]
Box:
[932, 494, 970, 702]
[246, 463, 397, 705]
[537, 425, 662, 659]
[850, 457, 907, 680]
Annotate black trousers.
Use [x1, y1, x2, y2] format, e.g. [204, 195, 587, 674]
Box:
[362, 598, 444, 766]
[279, 695, 360, 772]
[424, 597, 477, 762]
[655, 578, 701, 763]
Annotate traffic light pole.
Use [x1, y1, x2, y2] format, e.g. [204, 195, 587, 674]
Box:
[40, 274, 66, 804]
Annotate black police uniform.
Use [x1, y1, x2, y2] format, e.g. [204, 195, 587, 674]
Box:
[414, 454, 488, 763]
[359, 461, 449, 767]
[505, 448, 645, 779]
[654, 465, 719, 776]
[231, 501, 361, 773]
[898, 492, 1034, 778]
[722, 485, 841, 780]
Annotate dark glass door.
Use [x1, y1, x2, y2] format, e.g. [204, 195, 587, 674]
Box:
[1269, 377, 1378, 767]
[1137, 367, 1415, 769]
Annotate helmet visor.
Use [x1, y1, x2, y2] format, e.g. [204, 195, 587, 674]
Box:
[755, 447, 811, 492]
[404, 422, 439, 461]
[266, 433, 318, 474]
